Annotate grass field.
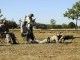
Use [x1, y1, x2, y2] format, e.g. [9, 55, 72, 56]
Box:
[0, 29, 80, 60]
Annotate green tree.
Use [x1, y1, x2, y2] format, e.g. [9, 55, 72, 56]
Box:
[55, 25, 62, 29]
[0, 9, 6, 24]
[50, 19, 56, 28]
[0, 9, 18, 29]
[0, 9, 3, 23]
[50, 19, 56, 25]
[68, 22, 75, 28]
[19, 18, 22, 26]
[0, 9, 3, 17]
[35, 23, 48, 29]
[7, 20, 18, 29]
[63, 1, 80, 29]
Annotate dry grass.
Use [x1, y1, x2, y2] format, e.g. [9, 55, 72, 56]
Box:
[0, 30, 80, 60]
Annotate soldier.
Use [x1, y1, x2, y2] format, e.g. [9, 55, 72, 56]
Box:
[21, 21, 29, 43]
[39, 36, 59, 44]
[0, 20, 18, 45]
[25, 13, 36, 43]
[38, 32, 63, 44]
[25, 13, 35, 32]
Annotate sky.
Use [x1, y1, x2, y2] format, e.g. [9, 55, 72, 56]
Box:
[0, 0, 80, 25]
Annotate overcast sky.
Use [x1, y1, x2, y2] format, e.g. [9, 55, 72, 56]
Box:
[0, 0, 80, 25]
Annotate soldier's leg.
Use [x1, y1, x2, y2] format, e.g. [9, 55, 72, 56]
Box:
[39, 39, 47, 44]
[25, 34, 31, 44]
[25, 37, 28, 44]
[9, 33, 18, 44]
[30, 32, 36, 43]
[6, 34, 12, 45]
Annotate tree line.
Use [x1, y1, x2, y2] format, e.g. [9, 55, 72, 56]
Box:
[0, 9, 18, 29]
[35, 22, 77, 29]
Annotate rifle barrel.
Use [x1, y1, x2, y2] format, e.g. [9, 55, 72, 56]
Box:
[74, 37, 80, 38]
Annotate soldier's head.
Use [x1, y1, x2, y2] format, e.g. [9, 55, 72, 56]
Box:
[56, 32, 62, 36]
[28, 13, 34, 17]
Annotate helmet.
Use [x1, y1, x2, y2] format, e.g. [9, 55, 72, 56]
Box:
[56, 32, 62, 36]
[28, 13, 34, 17]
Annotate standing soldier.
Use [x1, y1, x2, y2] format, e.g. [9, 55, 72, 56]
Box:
[25, 13, 36, 43]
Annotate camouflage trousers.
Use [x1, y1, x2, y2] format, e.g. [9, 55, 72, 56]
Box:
[6, 34, 12, 45]
[6, 33, 18, 45]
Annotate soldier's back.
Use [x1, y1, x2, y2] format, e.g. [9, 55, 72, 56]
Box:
[0, 24, 4, 33]
[0, 24, 9, 33]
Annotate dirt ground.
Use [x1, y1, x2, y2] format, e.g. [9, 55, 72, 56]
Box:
[0, 30, 80, 60]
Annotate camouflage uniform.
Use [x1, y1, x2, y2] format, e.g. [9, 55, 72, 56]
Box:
[39, 32, 63, 44]
[0, 20, 17, 45]
[39, 36, 59, 44]
[21, 21, 29, 43]
[25, 13, 35, 43]
[21, 21, 28, 36]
